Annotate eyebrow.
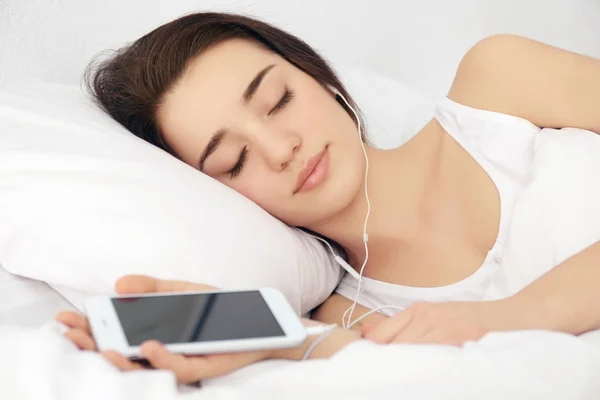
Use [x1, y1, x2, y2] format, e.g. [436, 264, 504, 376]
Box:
[198, 64, 276, 171]
[243, 64, 276, 103]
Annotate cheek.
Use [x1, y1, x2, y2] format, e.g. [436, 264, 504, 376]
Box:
[230, 178, 283, 214]
[225, 179, 253, 201]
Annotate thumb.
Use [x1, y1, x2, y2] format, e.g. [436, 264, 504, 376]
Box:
[115, 275, 216, 294]
[115, 275, 159, 294]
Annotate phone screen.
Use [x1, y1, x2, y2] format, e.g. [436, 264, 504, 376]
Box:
[112, 291, 285, 346]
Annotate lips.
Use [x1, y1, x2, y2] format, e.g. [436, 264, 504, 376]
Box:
[294, 146, 329, 194]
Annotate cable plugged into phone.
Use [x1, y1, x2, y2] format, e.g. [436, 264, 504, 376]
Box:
[304, 324, 337, 336]
[301, 324, 338, 361]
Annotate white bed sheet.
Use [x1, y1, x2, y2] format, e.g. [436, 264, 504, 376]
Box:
[0, 265, 75, 327]
[1, 320, 600, 400]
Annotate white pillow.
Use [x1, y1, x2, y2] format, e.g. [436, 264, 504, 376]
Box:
[0, 83, 342, 315]
[335, 64, 436, 148]
[0, 62, 435, 316]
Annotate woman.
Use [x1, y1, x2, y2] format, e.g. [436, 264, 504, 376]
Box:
[57, 12, 600, 383]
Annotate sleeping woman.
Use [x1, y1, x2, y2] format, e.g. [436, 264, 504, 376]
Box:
[56, 12, 600, 383]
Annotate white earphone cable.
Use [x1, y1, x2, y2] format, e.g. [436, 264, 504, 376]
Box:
[345, 305, 405, 330]
[340, 108, 370, 329]
[307, 86, 400, 331]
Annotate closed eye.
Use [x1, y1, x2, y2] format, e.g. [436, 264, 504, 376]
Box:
[268, 88, 294, 116]
[228, 146, 248, 179]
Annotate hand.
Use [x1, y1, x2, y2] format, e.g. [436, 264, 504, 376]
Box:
[56, 275, 273, 384]
[361, 301, 504, 346]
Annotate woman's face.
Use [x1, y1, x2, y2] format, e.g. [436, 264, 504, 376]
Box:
[158, 38, 365, 227]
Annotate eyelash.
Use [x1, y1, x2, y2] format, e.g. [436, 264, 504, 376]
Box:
[268, 88, 294, 116]
[228, 146, 248, 179]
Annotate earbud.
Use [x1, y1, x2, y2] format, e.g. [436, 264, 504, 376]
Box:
[326, 84, 342, 97]
[326, 84, 364, 142]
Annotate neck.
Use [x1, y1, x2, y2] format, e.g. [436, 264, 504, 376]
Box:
[307, 128, 441, 271]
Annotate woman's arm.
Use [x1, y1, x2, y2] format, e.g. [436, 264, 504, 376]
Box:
[449, 34, 600, 134]
[362, 241, 600, 345]
[446, 35, 600, 334]
[502, 240, 600, 335]
[273, 320, 362, 360]
[311, 293, 387, 331]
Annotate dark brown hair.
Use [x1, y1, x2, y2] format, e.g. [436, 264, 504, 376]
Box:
[84, 11, 364, 158]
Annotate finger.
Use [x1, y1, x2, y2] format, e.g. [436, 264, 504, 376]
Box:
[102, 350, 144, 371]
[115, 275, 160, 294]
[115, 275, 214, 295]
[56, 311, 91, 333]
[141, 341, 265, 383]
[195, 352, 266, 379]
[415, 326, 486, 346]
[65, 328, 97, 351]
[390, 323, 433, 344]
[141, 341, 202, 384]
[364, 311, 414, 344]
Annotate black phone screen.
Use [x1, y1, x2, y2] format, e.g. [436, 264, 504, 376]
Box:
[111, 291, 285, 346]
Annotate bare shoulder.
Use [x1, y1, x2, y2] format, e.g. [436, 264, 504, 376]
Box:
[311, 293, 387, 331]
[448, 34, 538, 111]
[447, 34, 600, 132]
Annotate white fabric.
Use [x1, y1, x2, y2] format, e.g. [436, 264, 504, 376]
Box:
[335, 65, 436, 149]
[1, 321, 600, 399]
[0, 264, 75, 327]
[0, 83, 341, 315]
[336, 97, 542, 314]
[485, 126, 600, 299]
[4, 152, 600, 397]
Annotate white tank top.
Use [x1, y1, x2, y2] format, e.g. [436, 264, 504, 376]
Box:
[335, 97, 541, 316]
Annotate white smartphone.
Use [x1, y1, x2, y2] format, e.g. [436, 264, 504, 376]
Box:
[84, 287, 307, 359]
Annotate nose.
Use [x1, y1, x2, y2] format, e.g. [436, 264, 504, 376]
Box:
[255, 128, 301, 171]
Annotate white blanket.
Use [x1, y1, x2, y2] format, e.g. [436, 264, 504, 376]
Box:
[1, 321, 600, 400]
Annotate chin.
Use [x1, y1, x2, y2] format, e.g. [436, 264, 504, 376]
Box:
[298, 179, 362, 227]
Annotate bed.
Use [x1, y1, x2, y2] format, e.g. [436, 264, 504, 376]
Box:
[2, 1, 600, 399]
